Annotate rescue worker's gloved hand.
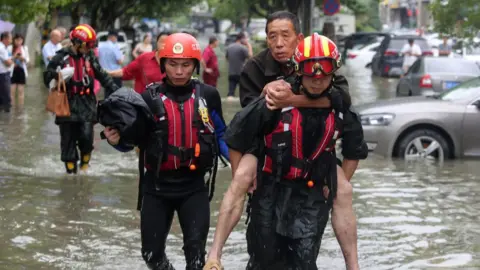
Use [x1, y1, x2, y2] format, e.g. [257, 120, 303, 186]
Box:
[103, 126, 120, 146]
[203, 258, 223, 270]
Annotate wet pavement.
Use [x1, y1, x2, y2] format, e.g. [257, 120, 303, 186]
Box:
[0, 52, 479, 270]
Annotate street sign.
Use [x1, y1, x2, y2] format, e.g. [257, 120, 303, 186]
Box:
[324, 0, 341, 16]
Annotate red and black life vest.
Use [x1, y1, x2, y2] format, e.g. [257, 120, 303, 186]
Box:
[63, 55, 94, 95]
[262, 106, 342, 183]
[141, 82, 217, 173]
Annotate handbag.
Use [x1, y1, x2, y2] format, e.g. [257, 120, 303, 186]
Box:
[46, 72, 71, 117]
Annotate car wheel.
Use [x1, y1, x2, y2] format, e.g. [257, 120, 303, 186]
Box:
[396, 129, 450, 162]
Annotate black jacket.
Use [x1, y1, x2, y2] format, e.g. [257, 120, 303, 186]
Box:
[97, 86, 155, 148]
[239, 48, 352, 108]
[43, 48, 119, 123]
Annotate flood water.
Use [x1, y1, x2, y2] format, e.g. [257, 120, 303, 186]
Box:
[0, 47, 479, 270]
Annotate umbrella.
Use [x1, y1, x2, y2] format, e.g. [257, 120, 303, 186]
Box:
[0, 20, 15, 33]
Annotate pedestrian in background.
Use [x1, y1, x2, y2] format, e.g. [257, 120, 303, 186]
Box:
[225, 32, 252, 101]
[132, 33, 153, 59]
[42, 29, 62, 67]
[201, 36, 220, 87]
[108, 32, 170, 93]
[7, 34, 29, 108]
[0, 32, 13, 112]
[98, 30, 124, 88]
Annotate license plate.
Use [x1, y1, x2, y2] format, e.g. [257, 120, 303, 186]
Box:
[444, 81, 460, 89]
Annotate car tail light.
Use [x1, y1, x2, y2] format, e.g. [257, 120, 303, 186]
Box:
[423, 51, 433, 56]
[420, 74, 432, 88]
[347, 53, 357, 59]
[384, 50, 398, 56]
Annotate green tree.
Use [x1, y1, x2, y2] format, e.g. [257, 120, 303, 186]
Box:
[208, 0, 380, 31]
[430, 0, 480, 38]
[82, 0, 196, 30]
[0, 0, 74, 24]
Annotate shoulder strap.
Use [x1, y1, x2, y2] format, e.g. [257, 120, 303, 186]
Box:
[141, 83, 166, 120]
[194, 82, 215, 133]
[304, 111, 336, 175]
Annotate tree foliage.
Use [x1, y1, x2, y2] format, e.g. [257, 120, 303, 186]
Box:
[208, 0, 380, 31]
[0, 0, 75, 24]
[67, 0, 196, 30]
[430, 0, 480, 38]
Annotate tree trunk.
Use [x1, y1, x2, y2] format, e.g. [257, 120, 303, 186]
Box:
[322, 22, 336, 42]
[70, 4, 80, 26]
[89, 4, 99, 29]
[213, 19, 220, 33]
[286, 0, 302, 15]
[49, 7, 59, 29]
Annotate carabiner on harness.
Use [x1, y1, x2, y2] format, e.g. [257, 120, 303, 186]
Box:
[82, 74, 90, 88]
[198, 97, 214, 133]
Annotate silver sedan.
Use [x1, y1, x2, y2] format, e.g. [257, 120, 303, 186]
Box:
[358, 77, 480, 161]
[396, 57, 480, 97]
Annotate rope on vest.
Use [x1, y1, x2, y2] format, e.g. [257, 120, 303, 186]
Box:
[245, 193, 253, 225]
[137, 147, 146, 211]
[207, 152, 218, 202]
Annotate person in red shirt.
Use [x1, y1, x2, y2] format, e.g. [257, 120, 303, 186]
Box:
[109, 32, 170, 93]
[201, 36, 220, 87]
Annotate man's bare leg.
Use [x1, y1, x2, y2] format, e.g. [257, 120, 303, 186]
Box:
[332, 166, 359, 270]
[205, 153, 258, 270]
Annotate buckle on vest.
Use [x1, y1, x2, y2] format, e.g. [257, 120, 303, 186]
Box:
[175, 146, 193, 162]
[177, 147, 187, 161]
[302, 159, 313, 179]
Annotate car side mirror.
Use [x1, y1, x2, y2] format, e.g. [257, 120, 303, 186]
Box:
[473, 100, 480, 109]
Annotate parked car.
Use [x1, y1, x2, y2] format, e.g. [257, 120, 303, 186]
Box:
[396, 57, 480, 97]
[371, 35, 433, 77]
[339, 32, 391, 64]
[462, 45, 480, 62]
[97, 31, 132, 64]
[225, 33, 239, 47]
[358, 77, 480, 161]
[346, 42, 380, 68]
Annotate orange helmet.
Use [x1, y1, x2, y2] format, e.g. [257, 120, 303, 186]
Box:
[159, 33, 201, 60]
[294, 33, 342, 78]
[159, 33, 202, 73]
[70, 24, 97, 49]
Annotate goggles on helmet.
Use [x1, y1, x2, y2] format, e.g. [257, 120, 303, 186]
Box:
[296, 57, 340, 78]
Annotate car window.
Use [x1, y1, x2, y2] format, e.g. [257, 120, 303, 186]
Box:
[369, 45, 379, 51]
[389, 39, 430, 51]
[98, 35, 107, 42]
[426, 59, 480, 74]
[439, 77, 480, 101]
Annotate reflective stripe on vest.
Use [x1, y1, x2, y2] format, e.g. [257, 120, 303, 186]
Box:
[161, 91, 196, 170]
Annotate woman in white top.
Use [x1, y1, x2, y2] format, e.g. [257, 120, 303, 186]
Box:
[7, 34, 29, 107]
[132, 33, 153, 58]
